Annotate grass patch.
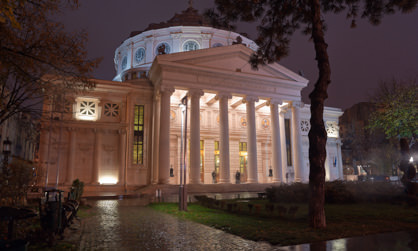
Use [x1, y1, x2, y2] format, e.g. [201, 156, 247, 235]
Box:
[149, 202, 418, 246]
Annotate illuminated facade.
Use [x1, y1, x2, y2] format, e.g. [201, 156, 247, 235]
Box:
[39, 7, 343, 192]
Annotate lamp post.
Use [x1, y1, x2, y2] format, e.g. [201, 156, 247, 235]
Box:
[3, 137, 12, 184]
[179, 96, 188, 211]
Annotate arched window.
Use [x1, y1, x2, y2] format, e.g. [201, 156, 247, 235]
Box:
[155, 42, 171, 55]
[183, 40, 200, 51]
[135, 48, 145, 63]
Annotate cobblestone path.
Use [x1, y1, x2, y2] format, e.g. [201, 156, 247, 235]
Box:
[79, 199, 284, 251]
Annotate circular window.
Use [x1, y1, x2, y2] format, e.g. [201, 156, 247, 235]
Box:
[156, 42, 171, 55]
[212, 43, 223, 48]
[121, 56, 128, 70]
[183, 40, 199, 51]
[135, 48, 145, 63]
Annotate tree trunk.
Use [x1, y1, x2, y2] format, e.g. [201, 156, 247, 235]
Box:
[308, 0, 331, 229]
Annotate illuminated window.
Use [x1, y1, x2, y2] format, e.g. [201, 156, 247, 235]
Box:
[239, 142, 247, 182]
[239, 142, 247, 152]
[75, 97, 100, 121]
[285, 119, 292, 166]
[133, 105, 144, 165]
[183, 40, 200, 51]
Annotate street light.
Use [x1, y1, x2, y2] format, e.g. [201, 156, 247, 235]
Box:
[3, 137, 12, 183]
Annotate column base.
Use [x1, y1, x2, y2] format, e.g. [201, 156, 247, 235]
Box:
[246, 179, 258, 184]
[218, 179, 231, 184]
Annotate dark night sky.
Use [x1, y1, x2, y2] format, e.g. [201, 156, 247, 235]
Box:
[58, 1, 418, 110]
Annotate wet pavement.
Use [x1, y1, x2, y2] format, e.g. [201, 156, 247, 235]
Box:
[77, 198, 418, 251]
[79, 199, 279, 250]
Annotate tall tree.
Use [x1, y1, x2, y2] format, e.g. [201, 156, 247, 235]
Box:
[0, 0, 100, 125]
[207, 0, 417, 228]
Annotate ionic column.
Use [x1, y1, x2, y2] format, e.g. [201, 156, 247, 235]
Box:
[158, 86, 175, 184]
[291, 102, 305, 182]
[216, 93, 232, 183]
[244, 96, 259, 183]
[118, 129, 127, 185]
[188, 89, 204, 184]
[92, 129, 102, 184]
[269, 99, 283, 183]
[65, 128, 76, 184]
[279, 105, 288, 182]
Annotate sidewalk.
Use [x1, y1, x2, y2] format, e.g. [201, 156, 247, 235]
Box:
[65, 198, 417, 251]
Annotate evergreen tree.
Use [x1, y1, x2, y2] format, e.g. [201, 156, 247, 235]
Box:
[206, 0, 417, 228]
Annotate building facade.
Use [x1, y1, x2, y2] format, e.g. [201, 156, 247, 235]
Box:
[39, 7, 343, 192]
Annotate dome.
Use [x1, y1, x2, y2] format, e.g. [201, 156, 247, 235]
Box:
[113, 7, 257, 82]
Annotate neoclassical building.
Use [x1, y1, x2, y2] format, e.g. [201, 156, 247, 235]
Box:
[39, 7, 343, 192]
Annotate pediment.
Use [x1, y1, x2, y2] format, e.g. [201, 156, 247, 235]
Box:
[153, 44, 308, 84]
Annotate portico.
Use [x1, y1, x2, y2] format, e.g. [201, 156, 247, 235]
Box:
[148, 44, 317, 184]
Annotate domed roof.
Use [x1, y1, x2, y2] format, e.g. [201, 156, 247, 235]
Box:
[129, 7, 212, 38]
[114, 5, 258, 82]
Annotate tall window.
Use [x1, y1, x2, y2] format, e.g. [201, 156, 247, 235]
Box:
[133, 105, 144, 165]
[285, 119, 292, 166]
[239, 142, 247, 182]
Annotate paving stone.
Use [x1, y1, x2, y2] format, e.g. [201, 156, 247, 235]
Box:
[78, 199, 286, 251]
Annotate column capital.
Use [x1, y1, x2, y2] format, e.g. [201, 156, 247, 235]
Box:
[267, 98, 283, 106]
[159, 85, 175, 95]
[243, 96, 259, 104]
[215, 92, 232, 100]
[279, 103, 289, 114]
[291, 101, 304, 109]
[187, 89, 204, 98]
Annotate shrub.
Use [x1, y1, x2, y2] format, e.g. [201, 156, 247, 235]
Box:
[345, 182, 404, 203]
[266, 181, 405, 204]
[69, 179, 84, 201]
[266, 183, 308, 203]
[325, 181, 354, 203]
[0, 157, 35, 206]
